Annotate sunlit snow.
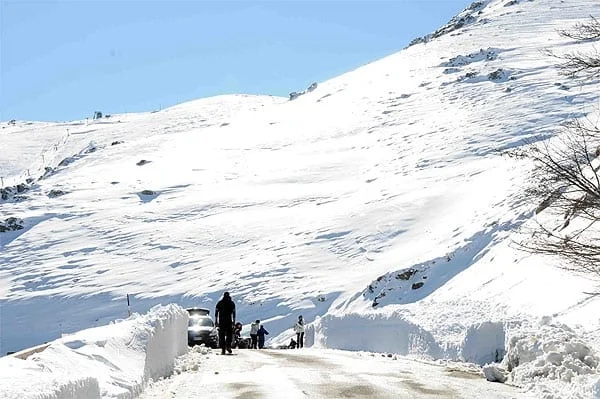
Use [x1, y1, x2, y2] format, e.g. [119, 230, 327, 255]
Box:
[2, 0, 600, 398]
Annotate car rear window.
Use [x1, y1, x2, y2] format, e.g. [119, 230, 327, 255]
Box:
[189, 317, 214, 327]
[187, 308, 210, 316]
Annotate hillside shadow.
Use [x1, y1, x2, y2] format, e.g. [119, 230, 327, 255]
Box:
[361, 213, 530, 308]
[0, 212, 77, 251]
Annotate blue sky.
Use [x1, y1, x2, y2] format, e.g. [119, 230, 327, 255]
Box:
[1, 1, 471, 122]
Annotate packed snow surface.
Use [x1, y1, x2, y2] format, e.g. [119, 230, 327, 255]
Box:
[3, 0, 600, 397]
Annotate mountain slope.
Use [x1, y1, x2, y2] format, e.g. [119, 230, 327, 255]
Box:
[2, 0, 600, 397]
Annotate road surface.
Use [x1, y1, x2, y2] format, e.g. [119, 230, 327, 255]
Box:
[140, 348, 526, 398]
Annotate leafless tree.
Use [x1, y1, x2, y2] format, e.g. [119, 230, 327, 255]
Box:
[513, 18, 600, 282]
[555, 52, 600, 79]
[544, 16, 600, 79]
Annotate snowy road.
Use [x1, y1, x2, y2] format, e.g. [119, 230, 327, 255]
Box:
[140, 348, 526, 398]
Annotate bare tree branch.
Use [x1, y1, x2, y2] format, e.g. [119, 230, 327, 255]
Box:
[558, 16, 600, 42]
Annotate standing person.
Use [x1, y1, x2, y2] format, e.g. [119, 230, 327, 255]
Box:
[215, 291, 236, 355]
[294, 315, 305, 349]
[257, 324, 269, 349]
[250, 319, 260, 349]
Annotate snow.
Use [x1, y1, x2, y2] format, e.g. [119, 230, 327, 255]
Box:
[139, 346, 526, 399]
[0, 304, 187, 399]
[483, 363, 507, 383]
[2, 0, 600, 397]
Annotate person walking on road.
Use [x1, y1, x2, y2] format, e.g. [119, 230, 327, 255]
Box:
[257, 324, 269, 349]
[215, 291, 236, 355]
[294, 315, 305, 349]
[250, 319, 260, 349]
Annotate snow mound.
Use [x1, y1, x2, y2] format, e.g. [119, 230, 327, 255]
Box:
[483, 363, 507, 383]
[173, 345, 212, 374]
[503, 319, 600, 398]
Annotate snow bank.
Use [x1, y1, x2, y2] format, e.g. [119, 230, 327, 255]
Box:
[0, 303, 188, 399]
[310, 312, 509, 365]
[311, 312, 443, 359]
[461, 321, 506, 365]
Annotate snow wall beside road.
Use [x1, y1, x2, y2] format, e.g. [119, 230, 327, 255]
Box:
[0, 303, 188, 399]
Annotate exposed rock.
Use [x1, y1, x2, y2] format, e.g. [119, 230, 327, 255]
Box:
[136, 160, 151, 166]
[411, 282, 425, 290]
[488, 68, 508, 81]
[0, 217, 24, 232]
[48, 189, 67, 198]
[396, 269, 417, 280]
[84, 143, 97, 154]
[59, 157, 75, 167]
[408, 1, 485, 47]
[0, 187, 12, 200]
[289, 91, 303, 101]
[40, 166, 55, 179]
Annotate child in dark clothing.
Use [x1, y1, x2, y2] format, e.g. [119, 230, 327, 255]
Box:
[257, 325, 269, 349]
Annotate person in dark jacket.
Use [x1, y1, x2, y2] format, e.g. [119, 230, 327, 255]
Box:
[257, 324, 269, 349]
[233, 322, 243, 348]
[288, 338, 297, 349]
[215, 291, 236, 355]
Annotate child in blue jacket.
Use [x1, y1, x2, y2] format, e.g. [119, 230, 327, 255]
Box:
[257, 325, 269, 349]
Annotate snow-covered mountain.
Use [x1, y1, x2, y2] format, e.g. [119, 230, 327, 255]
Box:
[3, 0, 600, 397]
